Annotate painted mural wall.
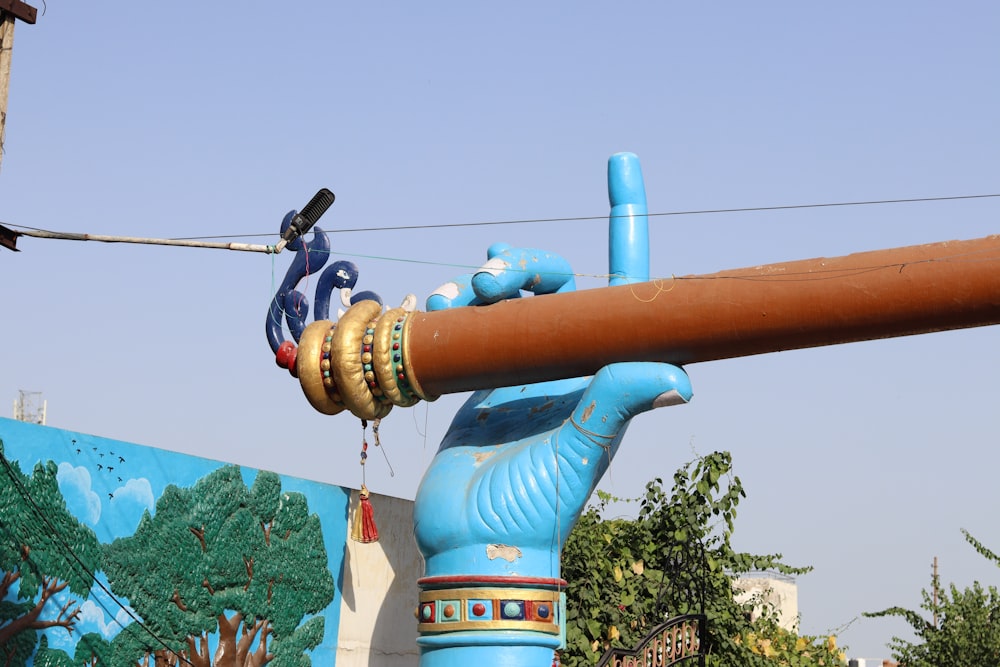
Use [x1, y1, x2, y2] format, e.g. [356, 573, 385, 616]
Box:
[0, 416, 422, 666]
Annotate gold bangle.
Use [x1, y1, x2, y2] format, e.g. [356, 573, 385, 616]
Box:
[374, 308, 421, 407]
[364, 317, 395, 409]
[332, 300, 393, 420]
[296, 320, 345, 416]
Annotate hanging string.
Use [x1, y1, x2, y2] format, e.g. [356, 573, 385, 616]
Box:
[569, 414, 616, 485]
[372, 418, 394, 477]
[359, 418, 369, 484]
[554, 430, 563, 667]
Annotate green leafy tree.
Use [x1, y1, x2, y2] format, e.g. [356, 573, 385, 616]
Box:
[102, 465, 335, 667]
[29, 635, 75, 667]
[866, 530, 1000, 666]
[561, 451, 846, 667]
[74, 631, 113, 666]
[0, 441, 101, 663]
[108, 622, 173, 667]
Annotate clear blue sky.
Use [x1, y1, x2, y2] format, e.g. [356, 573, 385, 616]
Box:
[1, 2, 997, 659]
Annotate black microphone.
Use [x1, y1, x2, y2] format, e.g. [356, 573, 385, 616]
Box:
[275, 188, 335, 252]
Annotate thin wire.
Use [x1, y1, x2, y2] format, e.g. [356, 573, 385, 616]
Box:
[0, 449, 192, 664]
[554, 431, 562, 582]
[372, 418, 394, 477]
[7, 191, 995, 243]
[324, 193, 1000, 235]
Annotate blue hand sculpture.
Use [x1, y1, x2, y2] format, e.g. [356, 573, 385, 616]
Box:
[412, 154, 693, 667]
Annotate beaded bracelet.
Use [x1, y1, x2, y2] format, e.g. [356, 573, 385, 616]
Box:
[331, 300, 394, 421]
[363, 318, 395, 410]
[373, 308, 421, 407]
[416, 575, 565, 636]
[297, 320, 345, 415]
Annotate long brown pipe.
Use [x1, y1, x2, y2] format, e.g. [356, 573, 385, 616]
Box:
[406, 234, 1000, 397]
[294, 234, 1000, 419]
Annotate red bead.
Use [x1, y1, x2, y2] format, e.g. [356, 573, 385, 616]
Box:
[472, 603, 486, 617]
[275, 341, 296, 369]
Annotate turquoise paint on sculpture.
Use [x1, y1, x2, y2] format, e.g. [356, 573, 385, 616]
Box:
[0, 417, 349, 665]
[608, 152, 650, 286]
[411, 153, 692, 665]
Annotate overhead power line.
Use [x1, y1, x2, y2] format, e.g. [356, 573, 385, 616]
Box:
[169, 192, 1000, 240]
[1, 192, 997, 252]
[325, 193, 1000, 235]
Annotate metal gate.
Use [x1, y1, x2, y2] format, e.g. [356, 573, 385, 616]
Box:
[595, 614, 707, 667]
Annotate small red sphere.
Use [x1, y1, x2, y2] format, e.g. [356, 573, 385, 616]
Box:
[275, 341, 296, 369]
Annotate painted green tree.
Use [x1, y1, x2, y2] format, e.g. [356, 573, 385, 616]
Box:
[561, 451, 847, 666]
[73, 632, 113, 666]
[28, 636, 75, 667]
[866, 530, 1000, 666]
[102, 465, 335, 667]
[0, 441, 101, 665]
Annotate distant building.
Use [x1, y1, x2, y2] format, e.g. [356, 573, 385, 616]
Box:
[848, 660, 899, 667]
[732, 571, 799, 631]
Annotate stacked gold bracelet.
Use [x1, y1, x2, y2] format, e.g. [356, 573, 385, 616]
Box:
[297, 300, 434, 419]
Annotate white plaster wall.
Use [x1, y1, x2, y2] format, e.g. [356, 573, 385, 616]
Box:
[733, 575, 800, 631]
[336, 491, 423, 666]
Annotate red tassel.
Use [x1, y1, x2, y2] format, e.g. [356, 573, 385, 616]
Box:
[351, 484, 379, 543]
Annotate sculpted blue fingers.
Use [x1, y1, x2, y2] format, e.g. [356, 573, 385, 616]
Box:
[426, 243, 575, 311]
[470, 244, 575, 302]
[425, 272, 477, 311]
[608, 152, 650, 286]
[550, 362, 691, 534]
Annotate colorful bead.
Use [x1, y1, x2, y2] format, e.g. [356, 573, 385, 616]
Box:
[503, 601, 523, 619]
[275, 340, 296, 369]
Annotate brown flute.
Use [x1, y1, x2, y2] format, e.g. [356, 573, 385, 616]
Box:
[293, 235, 1000, 420]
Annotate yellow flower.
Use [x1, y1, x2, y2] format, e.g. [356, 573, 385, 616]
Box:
[758, 639, 778, 659]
